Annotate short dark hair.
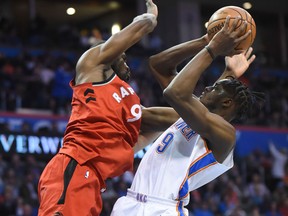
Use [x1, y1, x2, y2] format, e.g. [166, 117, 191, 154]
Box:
[222, 78, 265, 121]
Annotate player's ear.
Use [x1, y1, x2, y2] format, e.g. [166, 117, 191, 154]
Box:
[221, 98, 233, 108]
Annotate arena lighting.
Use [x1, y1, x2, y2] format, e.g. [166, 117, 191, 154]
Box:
[109, 1, 120, 9]
[66, 7, 76, 15]
[111, 23, 121, 35]
[243, 2, 252, 10]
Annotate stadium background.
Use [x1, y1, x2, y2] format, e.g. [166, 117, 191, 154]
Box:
[0, 0, 288, 215]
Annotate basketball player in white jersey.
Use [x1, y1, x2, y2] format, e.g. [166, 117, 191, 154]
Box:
[111, 17, 264, 215]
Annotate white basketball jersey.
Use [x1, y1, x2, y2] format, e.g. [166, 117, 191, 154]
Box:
[130, 118, 234, 206]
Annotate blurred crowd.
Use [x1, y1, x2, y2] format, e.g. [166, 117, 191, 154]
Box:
[0, 14, 288, 216]
[0, 143, 287, 216]
[1, 15, 288, 128]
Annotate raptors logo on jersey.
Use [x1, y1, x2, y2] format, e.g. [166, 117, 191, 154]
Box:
[60, 73, 141, 179]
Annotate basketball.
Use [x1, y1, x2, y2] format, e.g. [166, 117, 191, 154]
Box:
[206, 6, 256, 51]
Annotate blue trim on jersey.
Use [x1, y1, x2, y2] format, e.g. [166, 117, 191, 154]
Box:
[178, 152, 217, 200]
[178, 180, 189, 199]
[188, 152, 216, 176]
[177, 201, 185, 216]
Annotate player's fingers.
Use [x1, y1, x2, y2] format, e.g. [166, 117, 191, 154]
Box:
[245, 47, 253, 58]
[248, 54, 256, 64]
[231, 20, 247, 38]
[245, 47, 253, 59]
[229, 16, 241, 33]
[238, 20, 248, 36]
[236, 29, 251, 43]
[222, 16, 231, 31]
[231, 49, 244, 56]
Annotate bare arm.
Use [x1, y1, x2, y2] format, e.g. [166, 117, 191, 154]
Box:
[163, 17, 250, 163]
[269, 142, 285, 159]
[149, 35, 209, 90]
[76, 0, 158, 73]
[140, 106, 179, 132]
[133, 106, 179, 152]
[134, 131, 162, 153]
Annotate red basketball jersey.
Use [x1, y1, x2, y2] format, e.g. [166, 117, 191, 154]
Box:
[59, 73, 141, 180]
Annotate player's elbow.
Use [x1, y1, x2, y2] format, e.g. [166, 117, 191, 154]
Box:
[148, 54, 162, 72]
[133, 13, 157, 33]
[163, 86, 182, 105]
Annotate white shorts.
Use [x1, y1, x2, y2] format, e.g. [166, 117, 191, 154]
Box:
[111, 189, 188, 216]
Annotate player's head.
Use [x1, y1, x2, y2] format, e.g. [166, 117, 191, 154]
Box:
[111, 53, 131, 82]
[199, 78, 265, 122]
[90, 40, 131, 82]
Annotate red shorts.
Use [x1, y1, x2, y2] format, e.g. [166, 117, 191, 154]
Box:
[38, 153, 105, 216]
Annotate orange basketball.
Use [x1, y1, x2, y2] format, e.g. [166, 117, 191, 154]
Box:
[206, 6, 256, 51]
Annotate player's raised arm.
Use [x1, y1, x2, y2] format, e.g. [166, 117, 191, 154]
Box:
[149, 35, 209, 90]
[78, 0, 158, 68]
[163, 17, 250, 162]
[141, 106, 179, 132]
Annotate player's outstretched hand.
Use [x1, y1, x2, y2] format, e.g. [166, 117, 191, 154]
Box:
[207, 16, 251, 57]
[224, 47, 256, 78]
[146, 0, 158, 18]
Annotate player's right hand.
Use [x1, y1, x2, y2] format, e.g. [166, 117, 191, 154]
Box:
[146, 0, 158, 18]
[207, 16, 250, 57]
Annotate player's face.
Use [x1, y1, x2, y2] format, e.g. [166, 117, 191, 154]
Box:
[112, 53, 131, 82]
[199, 79, 232, 108]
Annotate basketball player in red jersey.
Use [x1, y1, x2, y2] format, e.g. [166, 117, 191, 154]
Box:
[37, 1, 178, 215]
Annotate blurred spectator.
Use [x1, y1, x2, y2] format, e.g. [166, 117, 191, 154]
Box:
[193, 201, 214, 216]
[18, 171, 38, 210]
[88, 28, 103, 47]
[50, 60, 73, 114]
[279, 197, 288, 215]
[0, 185, 17, 216]
[225, 205, 247, 216]
[244, 173, 270, 212]
[16, 198, 34, 216]
[269, 141, 288, 190]
[264, 201, 281, 216]
[249, 205, 261, 216]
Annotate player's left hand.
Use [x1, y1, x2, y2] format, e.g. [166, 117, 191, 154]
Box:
[146, 0, 158, 18]
[224, 47, 256, 78]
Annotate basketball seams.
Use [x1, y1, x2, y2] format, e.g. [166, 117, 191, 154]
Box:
[229, 8, 243, 18]
[207, 18, 250, 34]
[207, 6, 256, 50]
[208, 19, 255, 27]
[208, 8, 245, 29]
[245, 11, 253, 47]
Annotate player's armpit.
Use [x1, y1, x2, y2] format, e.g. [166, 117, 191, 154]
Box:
[134, 131, 162, 153]
[140, 107, 179, 132]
